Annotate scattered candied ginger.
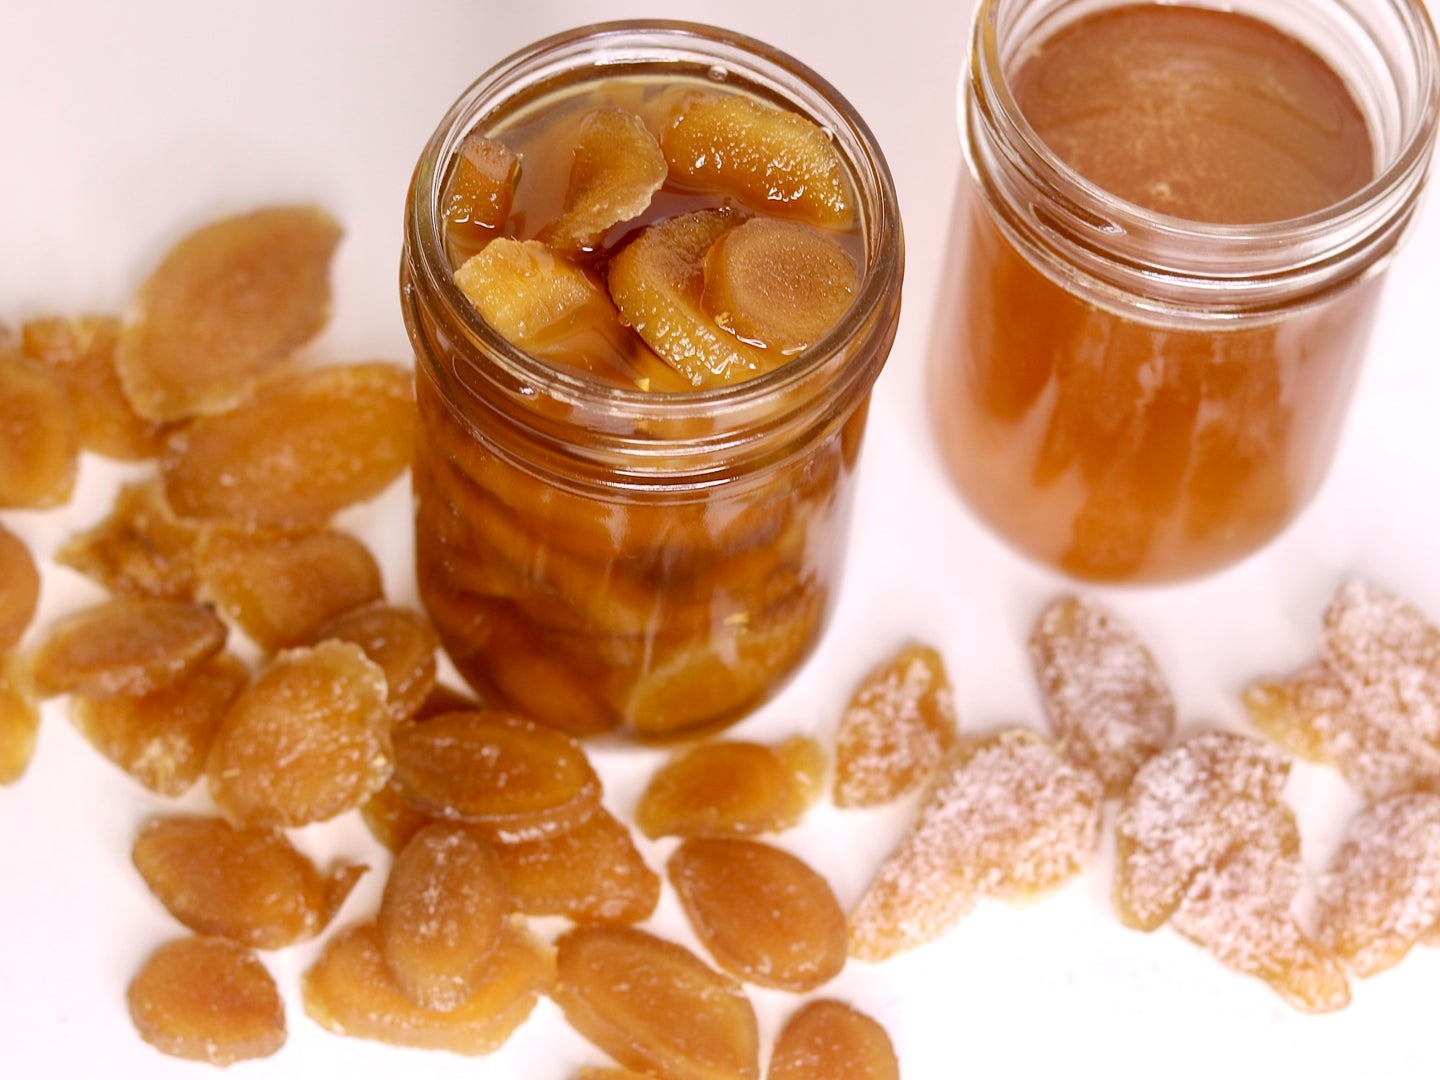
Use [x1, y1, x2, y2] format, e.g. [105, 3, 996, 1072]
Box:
[55, 480, 201, 601]
[768, 999, 900, 1080]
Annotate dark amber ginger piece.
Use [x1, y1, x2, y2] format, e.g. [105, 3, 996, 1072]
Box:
[574, 1069, 652, 1080]
[303, 919, 553, 1055]
[360, 775, 437, 854]
[546, 107, 668, 254]
[0, 350, 78, 508]
[768, 999, 900, 1080]
[30, 598, 227, 700]
[206, 641, 392, 828]
[132, 815, 364, 949]
[669, 836, 846, 992]
[0, 653, 40, 785]
[55, 481, 201, 601]
[443, 133, 520, 239]
[0, 522, 40, 650]
[634, 735, 826, 840]
[127, 936, 286, 1065]
[848, 729, 1103, 962]
[833, 642, 959, 808]
[116, 205, 342, 421]
[1029, 595, 1176, 797]
[311, 603, 439, 723]
[160, 361, 414, 530]
[552, 924, 760, 1080]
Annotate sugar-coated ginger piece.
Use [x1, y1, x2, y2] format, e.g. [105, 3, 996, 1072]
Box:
[701, 217, 859, 354]
[0, 653, 40, 785]
[205, 641, 392, 828]
[160, 361, 414, 530]
[361, 775, 437, 854]
[0, 522, 40, 651]
[443, 133, 519, 232]
[832, 642, 958, 808]
[55, 481, 201, 601]
[552, 924, 760, 1080]
[454, 238, 600, 343]
[0, 351, 77, 509]
[116, 205, 341, 421]
[377, 822, 512, 1012]
[608, 208, 780, 388]
[634, 735, 825, 840]
[303, 918, 553, 1055]
[669, 836, 846, 992]
[311, 603, 440, 723]
[1029, 595, 1176, 797]
[1316, 791, 1440, 976]
[127, 936, 286, 1066]
[132, 814, 364, 949]
[71, 651, 249, 797]
[768, 999, 901, 1080]
[30, 598, 227, 700]
[662, 90, 854, 227]
[848, 729, 1102, 961]
[546, 107, 668, 254]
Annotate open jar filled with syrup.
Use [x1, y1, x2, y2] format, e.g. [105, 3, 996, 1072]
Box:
[401, 22, 903, 738]
[932, 0, 1439, 582]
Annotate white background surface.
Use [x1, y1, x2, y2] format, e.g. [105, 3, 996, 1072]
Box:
[2, 1, 1439, 1077]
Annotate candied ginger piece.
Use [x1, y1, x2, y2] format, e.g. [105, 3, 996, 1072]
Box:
[444, 133, 519, 233]
[608, 208, 780, 388]
[552, 924, 760, 1080]
[303, 919, 553, 1055]
[546, 107, 668, 254]
[1029, 595, 1176, 797]
[455, 238, 600, 343]
[701, 217, 859, 354]
[1316, 791, 1440, 976]
[0, 351, 77, 509]
[0, 654, 40, 785]
[205, 641, 391, 828]
[133, 815, 363, 949]
[116, 205, 341, 421]
[833, 642, 958, 808]
[634, 735, 825, 840]
[0, 522, 40, 650]
[574, 1069, 652, 1080]
[662, 91, 854, 227]
[71, 651, 248, 797]
[769, 999, 901, 1080]
[127, 936, 285, 1066]
[311, 603, 439, 723]
[848, 729, 1102, 961]
[56, 481, 200, 601]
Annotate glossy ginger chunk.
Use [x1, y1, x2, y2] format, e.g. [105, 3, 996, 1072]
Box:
[1315, 791, 1440, 976]
[127, 936, 286, 1066]
[55, 481, 201, 601]
[546, 107, 667, 253]
[0, 653, 40, 785]
[0, 522, 40, 650]
[311, 603, 439, 723]
[768, 999, 900, 1080]
[443, 133, 520, 236]
[848, 729, 1103, 961]
[115, 205, 341, 421]
[634, 735, 825, 840]
[160, 361, 414, 530]
[1029, 595, 1176, 797]
[377, 822, 512, 1011]
[552, 924, 760, 1080]
[661, 91, 854, 227]
[132, 814, 364, 949]
[832, 642, 959, 808]
[701, 217, 859, 354]
[205, 641, 392, 828]
[303, 918, 553, 1055]
[454, 238, 602, 345]
[0, 350, 77, 508]
[669, 836, 846, 991]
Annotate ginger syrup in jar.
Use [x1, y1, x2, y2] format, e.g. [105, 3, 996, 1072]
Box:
[934, 0, 1439, 581]
[401, 23, 903, 738]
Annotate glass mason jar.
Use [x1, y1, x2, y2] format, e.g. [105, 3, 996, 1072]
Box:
[401, 22, 904, 738]
[931, 0, 1439, 582]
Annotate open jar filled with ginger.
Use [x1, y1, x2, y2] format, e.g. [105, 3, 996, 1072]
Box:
[401, 22, 904, 738]
[932, 0, 1439, 582]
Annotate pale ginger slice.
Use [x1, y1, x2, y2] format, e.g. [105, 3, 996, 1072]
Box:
[546, 107, 667, 254]
[455, 238, 600, 341]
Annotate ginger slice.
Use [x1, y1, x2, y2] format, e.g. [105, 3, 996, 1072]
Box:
[848, 729, 1103, 962]
[303, 918, 553, 1055]
[0, 654, 40, 785]
[205, 641, 392, 828]
[30, 598, 227, 700]
[160, 361, 414, 530]
[769, 999, 901, 1080]
[0, 522, 40, 650]
[661, 90, 854, 227]
[311, 603, 439, 724]
[669, 836, 846, 992]
[701, 217, 859, 354]
[608, 208, 780, 388]
[634, 735, 826, 840]
[361, 775, 437, 854]
[133, 815, 364, 949]
[552, 924, 760, 1080]
[127, 936, 286, 1066]
[546, 107, 668, 253]
[833, 642, 959, 808]
[1029, 595, 1176, 797]
[56, 481, 201, 601]
[116, 205, 341, 421]
[454, 238, 600, 343]
[1316, 791, 1440, 976]
[0, 351, 77, 509]
[443, 133, 520, 235]
[71, 651, 249, 797]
